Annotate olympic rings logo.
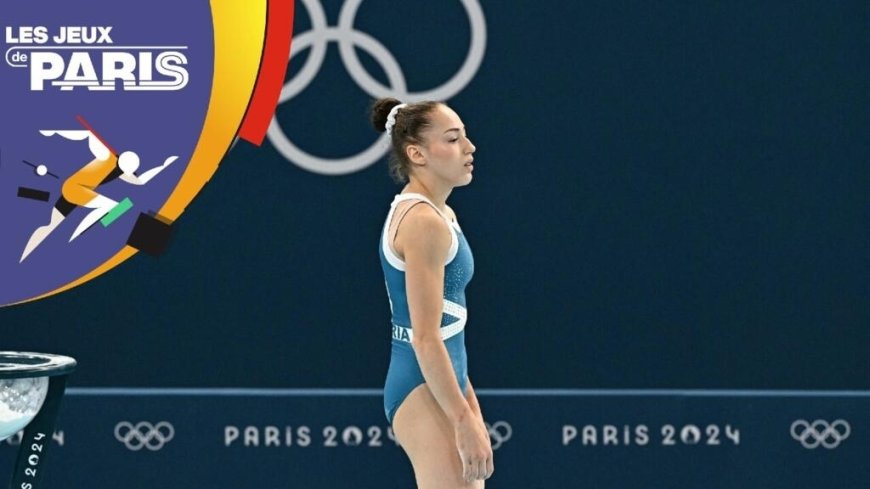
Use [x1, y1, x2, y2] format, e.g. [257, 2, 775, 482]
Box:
[485, 420, 512, 450]
[266, 0, 487, 175]
[114, 421, 176, 451]
[790, 419, 850, 449]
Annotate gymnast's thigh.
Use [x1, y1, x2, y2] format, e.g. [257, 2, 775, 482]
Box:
[392, 384, 483, 489]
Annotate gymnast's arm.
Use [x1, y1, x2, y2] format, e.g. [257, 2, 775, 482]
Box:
[403, 205, 473, 424]
[401, 204, 493, 481]
[403, 205, 492, 480]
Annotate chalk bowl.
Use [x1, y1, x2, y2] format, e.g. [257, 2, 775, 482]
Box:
[0, 352, 77, 441]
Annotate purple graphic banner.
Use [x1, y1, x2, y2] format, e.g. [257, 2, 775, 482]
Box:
[0, 1, 214, 304]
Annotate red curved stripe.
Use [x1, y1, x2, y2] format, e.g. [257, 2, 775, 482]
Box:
[238, 0, 295, 146]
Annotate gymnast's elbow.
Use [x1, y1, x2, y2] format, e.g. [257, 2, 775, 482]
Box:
[411, 329, 444, 352]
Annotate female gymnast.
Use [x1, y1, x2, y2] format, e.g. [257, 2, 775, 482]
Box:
[372, 97, 493, 488]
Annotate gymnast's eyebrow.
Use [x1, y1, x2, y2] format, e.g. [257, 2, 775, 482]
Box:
[443, 127, 465, 134]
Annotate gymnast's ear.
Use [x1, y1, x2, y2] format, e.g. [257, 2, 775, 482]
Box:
[405, 144, 426, 167]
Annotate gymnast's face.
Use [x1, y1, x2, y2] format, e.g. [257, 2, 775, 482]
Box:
[413, 104, 476, 187]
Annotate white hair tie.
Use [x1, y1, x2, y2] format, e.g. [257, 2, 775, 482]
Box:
[385, 103, 407, 136]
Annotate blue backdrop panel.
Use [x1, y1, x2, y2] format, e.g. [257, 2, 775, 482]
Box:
[1, 0, 867, 389]
[1, 390, 867, 488]
[1, 1, 867, 487]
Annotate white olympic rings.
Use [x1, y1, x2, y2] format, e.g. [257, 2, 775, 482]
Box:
[267, 0, 487, 175]
[486, 420, 513, 450]
[790, 419, 850, 449]
[114, 421, 176, 451]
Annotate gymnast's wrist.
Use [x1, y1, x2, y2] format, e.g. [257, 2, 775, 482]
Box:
[450, 405, 475, 428]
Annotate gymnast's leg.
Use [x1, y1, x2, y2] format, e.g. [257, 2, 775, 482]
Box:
[393, 384, 484, 489]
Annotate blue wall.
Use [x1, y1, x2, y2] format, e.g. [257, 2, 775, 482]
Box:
[1, 1, 868, 487]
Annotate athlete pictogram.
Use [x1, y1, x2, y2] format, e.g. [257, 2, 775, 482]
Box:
[19, 116, 177, 262]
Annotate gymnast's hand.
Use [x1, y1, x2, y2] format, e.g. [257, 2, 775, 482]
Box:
[455, 411, 494, 482]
